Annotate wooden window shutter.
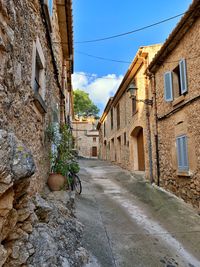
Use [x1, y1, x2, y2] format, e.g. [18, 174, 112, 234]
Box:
[164, 72, 173, 102]
[176, 135, 189, 171]
[179, 59, 188, 94]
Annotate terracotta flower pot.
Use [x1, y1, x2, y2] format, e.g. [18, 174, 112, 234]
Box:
[47, 173, 65, 191]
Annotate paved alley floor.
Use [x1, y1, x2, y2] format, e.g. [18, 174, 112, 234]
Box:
[75, 159, 200, 267]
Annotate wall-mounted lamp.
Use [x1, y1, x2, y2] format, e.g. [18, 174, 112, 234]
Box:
[127, 83, 137, 98]
[126, 83, 153, 106]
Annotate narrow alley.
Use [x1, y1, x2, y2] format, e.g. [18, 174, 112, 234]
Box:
[76, 160, 200, 267]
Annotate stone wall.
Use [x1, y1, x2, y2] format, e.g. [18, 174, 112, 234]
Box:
[151, 16, 200, 208]
[0, 0, 72, 264]
[72, 120, 99, 158]
[0, 0, 63, 193]
[99, 45, 161, 180]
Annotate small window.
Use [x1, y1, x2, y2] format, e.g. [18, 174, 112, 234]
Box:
[124, 132, 126, 145]
[176, 135, 189, 172]
[34, 51, 43, 95]
[116, 104, 120, 130]
[31, 38, 47, 113]
[111, 108, 113, 130]
[93, 137, 96, 142]
[132, 96, 137, 114]
[104, 122, 106, 137]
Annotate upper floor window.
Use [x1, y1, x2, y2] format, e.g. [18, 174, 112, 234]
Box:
[132, 96, 137, 114]
[116, 104, 120, 130]
[104, 122, 106, 137]
[93, 137, 96, 142]
[164, 59, 187, 102]
[176, 135, 189, 172]
[111, 108, 113, 130]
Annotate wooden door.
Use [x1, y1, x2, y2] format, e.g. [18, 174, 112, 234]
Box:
[137, 129, 145, 171]
[92, 146, 97, 157]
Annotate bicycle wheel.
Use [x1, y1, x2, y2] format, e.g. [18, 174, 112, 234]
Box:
[73, 174, 82, 194]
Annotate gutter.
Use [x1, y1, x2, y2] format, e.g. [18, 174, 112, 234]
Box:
[64, 0, 74, 73]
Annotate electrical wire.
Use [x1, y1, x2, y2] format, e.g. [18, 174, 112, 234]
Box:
[75, 11, 188, 44]
[73, 54, 200, 80]
[75, 50, 131, 64]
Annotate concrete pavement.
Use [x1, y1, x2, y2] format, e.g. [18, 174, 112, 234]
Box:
[75, 159, 200, 267]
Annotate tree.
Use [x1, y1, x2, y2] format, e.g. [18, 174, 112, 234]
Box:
[73, 89, 100, 118]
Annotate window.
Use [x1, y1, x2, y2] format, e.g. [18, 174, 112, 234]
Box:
[176, 135, 189, 172]
[104, 122, 106, 137]
[124, 132, 126, 145]
[116, 104, 120, 130]
[132, 96, 137, 114]
[93, 137, 96, 142]
[31, 38, 47, 113]
[164, 59, 187, 102]
[111, 108, 113, 130]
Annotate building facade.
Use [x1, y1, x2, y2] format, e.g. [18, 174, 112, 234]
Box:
[98, 45, 161, 181]
[147, 0, 200, 208]
[0, 0, 73, 265]
[72, 118, 99, 158]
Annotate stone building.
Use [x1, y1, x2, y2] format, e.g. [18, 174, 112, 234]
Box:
[72, 117, 99, 158]
[97, 45, 161, 181]
[147, 0, 200, 208]
[0, 0, 73, 265]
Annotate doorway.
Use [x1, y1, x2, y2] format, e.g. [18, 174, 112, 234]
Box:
[130, 126, 145, 171]
[92, 146, 97, 157]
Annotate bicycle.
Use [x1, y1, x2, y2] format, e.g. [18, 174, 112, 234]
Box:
[67, 166, 82, 195]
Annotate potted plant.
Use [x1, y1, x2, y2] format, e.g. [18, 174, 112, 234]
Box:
[46, 123, 78, 191]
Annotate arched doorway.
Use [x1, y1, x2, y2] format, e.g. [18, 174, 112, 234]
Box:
[130, 126, 145, 171]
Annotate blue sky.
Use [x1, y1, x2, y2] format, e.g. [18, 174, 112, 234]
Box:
[72, 0, 192, 114]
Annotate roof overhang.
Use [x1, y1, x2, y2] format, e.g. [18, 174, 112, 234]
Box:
[112, 48, 147, 107]
[147, 0, 200, 74]
[56, 0, 74, 73]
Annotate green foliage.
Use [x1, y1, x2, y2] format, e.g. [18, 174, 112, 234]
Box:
[46, 124, 79, 177]
[73, 89, 100, 117]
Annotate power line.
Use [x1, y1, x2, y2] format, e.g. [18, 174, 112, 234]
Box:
[75, 50, 131, 64]
[75, 11, 187, 44]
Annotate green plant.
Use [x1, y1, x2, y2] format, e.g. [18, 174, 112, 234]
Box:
[46, 123, 79, 177]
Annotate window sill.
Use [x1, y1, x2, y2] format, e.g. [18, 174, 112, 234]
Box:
[33, 92, 47, 114]
[176, 170, 191, 177]
[172, 95, 185, 106]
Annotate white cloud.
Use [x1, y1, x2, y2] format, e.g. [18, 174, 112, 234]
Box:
[72, 72, 123, 109]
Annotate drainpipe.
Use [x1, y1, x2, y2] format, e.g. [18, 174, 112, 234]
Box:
[144, 59, 154, 184]
[152, 74, 160, 186]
